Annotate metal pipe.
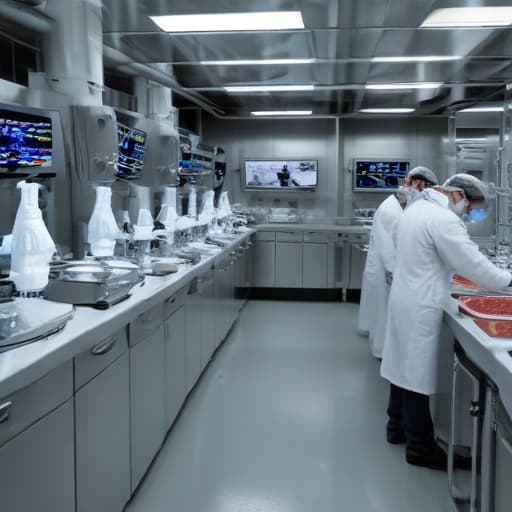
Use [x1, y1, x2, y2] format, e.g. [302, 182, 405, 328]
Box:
[103, 46, 224, 117]
[0, 0, 53, 33]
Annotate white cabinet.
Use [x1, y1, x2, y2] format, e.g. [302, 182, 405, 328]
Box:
[349, 243, 368, 289]
[75, 350, 131, 512]
[276, 241, 303, 288]
[303, 243, 328, 288]
[252, 238, 275, 287]
[129, 324, 166, 491]
[0, 399, 75, 512]
[165, 305, 186, 429]
[199, 269, 216, 371]
[185, 278, 202, 394]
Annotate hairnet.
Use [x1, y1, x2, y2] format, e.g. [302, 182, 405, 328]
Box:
[407, 166, 438, 186]
[443, 173, 487, 202]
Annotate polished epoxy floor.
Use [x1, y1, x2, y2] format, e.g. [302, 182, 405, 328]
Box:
[126, 300, 456, 512]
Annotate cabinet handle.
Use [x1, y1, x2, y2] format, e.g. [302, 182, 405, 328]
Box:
[166, 297, 176, 304]
[91, 337, 117, 356]
[0, 401, 12, 424]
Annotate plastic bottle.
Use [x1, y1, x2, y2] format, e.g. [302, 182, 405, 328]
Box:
[87, 186, 121, 257]
[10, 181, 56, 292]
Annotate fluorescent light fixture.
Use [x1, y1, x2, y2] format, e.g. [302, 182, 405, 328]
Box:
[458, 106, 504, 113]
[371, 56, 461, 63]
[224, 85, 315, 93]
[199, 58, 315, 66]
[150, 11, 305, 32]
[359, 108, 416, 114]
[366, 82, 443, 90]
[251, 110, 312, 116]
[421, 7, 512, 27]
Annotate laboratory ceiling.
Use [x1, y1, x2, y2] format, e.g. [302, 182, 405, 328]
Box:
[101, 0, 512, 117]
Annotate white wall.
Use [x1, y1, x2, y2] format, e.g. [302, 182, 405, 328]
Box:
[202, 116, 339, 220]
[201, 114, 449, 219]
[341, 117, 449, 215]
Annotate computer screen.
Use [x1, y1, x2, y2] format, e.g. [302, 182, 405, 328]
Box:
[353, 160, 409, 191]
[244, 159, 318, 190]
[116, 123, 147, 179]
[0, 110, 52, 170]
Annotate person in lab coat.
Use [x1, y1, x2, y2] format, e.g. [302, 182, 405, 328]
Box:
[357, 166, 439, 360]
[381, 174, 512, 470]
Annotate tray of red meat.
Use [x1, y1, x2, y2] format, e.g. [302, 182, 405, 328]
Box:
[473, 318, 512, 338]
[452, 274, 485, 291]
[459, 295, 512, 320]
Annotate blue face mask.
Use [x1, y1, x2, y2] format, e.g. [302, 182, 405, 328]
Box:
[463, 208, 488, 222]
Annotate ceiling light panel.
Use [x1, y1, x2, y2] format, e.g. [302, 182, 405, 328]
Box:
[199, 59, 315, 66]
[150, 11, 305, 32]
[359, 108, 416, 113]
[371, 56, 461, 63]
[421, 7, 512, 28]
[224, 85, 315, 93]
[251, 111, 313, 116]
[459, 106, 504, 112]
[365, 82, 443, 90]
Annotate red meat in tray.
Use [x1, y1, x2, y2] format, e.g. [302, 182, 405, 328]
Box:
[452, 274, 485, 291]
[458, 295, 512, 320]
[473, 318, 512, 338]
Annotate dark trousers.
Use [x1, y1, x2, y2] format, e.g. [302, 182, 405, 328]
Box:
[387, 383, 436, 453]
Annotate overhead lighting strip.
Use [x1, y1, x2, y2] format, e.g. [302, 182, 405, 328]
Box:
[359, 108, 416, 113]
[366, 82, 443, 90]
[199, 58, 315, 66]
[458, 106, 504, 112]
[371, 56, 461, 63]
[150, 11, 305, 32]
[251, 110, 313, 116]
[421, 7, 512, 28]
[224, 85, 315, 93]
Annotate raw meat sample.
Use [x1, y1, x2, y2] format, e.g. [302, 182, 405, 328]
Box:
[459, 295, 512, 319]
[452, 274, 484, 291]
[474, 318, 512, 338]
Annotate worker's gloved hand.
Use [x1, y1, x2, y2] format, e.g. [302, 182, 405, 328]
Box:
[385, 271, 393, 286]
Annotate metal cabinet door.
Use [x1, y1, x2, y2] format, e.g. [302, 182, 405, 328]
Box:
[130, 325, 166, 491]
[75, 351, 131, 512]
[302, 242, 328, 288]
[349, 243, 368, 289]
[199, 271, 216, 371]
[165, 306, 186, 430]
[275, 241, 302, 288]
[0, 399, 75, 512]
[185, 278, 202, 393]
[252, 240, 275, 287]
[494, 403, 512, 512]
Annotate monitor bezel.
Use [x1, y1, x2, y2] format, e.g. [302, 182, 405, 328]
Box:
[116, 121, 148, 180]
[352, 158, 410, 193]
[0, 102, 61, 177]
[243, 158, 319, 192]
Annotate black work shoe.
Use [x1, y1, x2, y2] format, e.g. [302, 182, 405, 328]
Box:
[453, 453, 472, 471]
[406, 444, 447, 471]
[387, 429, 406, 444]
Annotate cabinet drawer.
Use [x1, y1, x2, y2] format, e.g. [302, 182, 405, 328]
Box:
[303, 232, 329, 243]
[74, 328, 129, 391]
[129, 303, 165, 347]
[255, 231, 276, 241]
[0, 361, 73, 447]
[276, 231, 303, 242]
[164, 287, 186, 318]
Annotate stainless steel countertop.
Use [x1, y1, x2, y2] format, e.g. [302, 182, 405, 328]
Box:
[0, 231, 253, 398]
[255, 223, 371, 233]
[444, 299, 512, 419]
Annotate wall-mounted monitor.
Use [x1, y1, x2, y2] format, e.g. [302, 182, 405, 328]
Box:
[0, 109, 52, 172]
[353, 159, 409, 191]
[116, 123, 147, 179]
[244, 159, 318, 190]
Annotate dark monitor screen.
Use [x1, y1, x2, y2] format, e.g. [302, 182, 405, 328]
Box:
[0, 110, 52, 170]
[244, 159, 318, 190]
[354, 160, 409, 190]
[116, 123, 147, 179]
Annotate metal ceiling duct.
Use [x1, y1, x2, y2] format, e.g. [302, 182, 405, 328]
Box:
[0, 0, 53, 32]
[0, 0, 225, 117]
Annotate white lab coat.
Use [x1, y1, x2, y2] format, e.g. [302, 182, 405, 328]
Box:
[357, 195, 402, 352]
[381, 189, 511, 395]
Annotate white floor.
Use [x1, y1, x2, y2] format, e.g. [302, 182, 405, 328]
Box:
[126, 300, 456, 512]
